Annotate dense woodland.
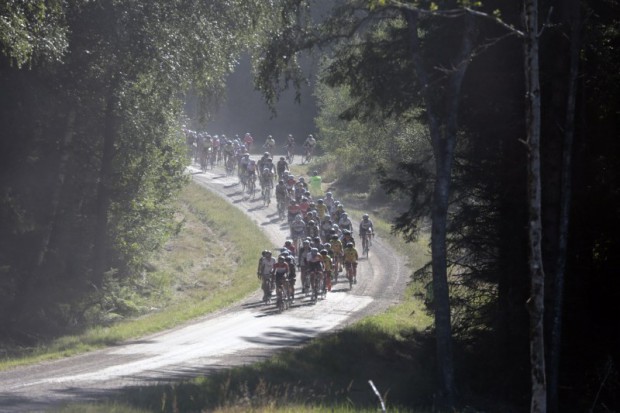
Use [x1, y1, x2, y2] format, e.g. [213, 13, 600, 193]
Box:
[1, 1, 619, 412]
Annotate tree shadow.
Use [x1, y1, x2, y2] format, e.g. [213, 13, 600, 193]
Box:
[106, 325, 439, 412]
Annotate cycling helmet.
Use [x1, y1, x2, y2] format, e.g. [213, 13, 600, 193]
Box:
[279, 180, 284, 185]
[265, 250, 272, 256]
[303, 239, 310, 245]
[326, 192, 332, 197]
[317, 199, 324, 204]
[261, 250, 268, 257]
[285, 240, 292, 246]
[263, 168, 270, 173]
[310, 247, 319, 255]
[324, 243, 331, 249]
[278, 256, 285, 262]
[299, 177, 305, 183]
[313, 236, 321, 243]
[280, 157, 285, 161]
[363, 214, 369, 219]
[313, 170, 318, 176]
[264, 152, 270, 157]
[320, 249, 328, 255]
[308, 220, 316, 225]
[341, 213, 348, 218]
[294, 215, 303, 221]
[346, 243, 354, 248]
[330, 235, 339, 240]
[343, 229, 351, 235]
[284, 256, 292, 263]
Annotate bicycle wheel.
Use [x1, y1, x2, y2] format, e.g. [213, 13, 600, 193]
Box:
[276, 287, 284, 312]
[311, 272, 318, 302]
[346, 265, 353, 289]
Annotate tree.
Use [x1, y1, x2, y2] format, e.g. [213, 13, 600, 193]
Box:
[0, 0, 278, 335]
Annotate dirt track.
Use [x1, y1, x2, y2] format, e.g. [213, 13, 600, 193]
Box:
[0, 162, 408, 413]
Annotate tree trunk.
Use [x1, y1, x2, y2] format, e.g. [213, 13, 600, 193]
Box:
[35, 108, 76, 268]
[403, 9, 476, 408]
[523, 0, 547, 411]
[547, 1, 581, 411]
[92, 90, 118, 288]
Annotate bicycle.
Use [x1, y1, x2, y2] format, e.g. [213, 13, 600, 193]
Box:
[261, 274, 273, 304]
[247, 174, 257, 198]
[276, 278, 290, 312]
[285, 144, 295, 164]
[345, 262, 355, 289]
[332, 254, 341, 283]
[310, 270, 321, 303]
[277, 196, 286, 219]
[199, 149, 208, 172]
[225, 156, 236, 176]
[262, 182, 272, 207]
[362, 232, 373, 257]
[301, 146, 314, 164]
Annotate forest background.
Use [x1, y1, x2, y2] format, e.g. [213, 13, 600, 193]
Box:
[0, 0, 618, 412]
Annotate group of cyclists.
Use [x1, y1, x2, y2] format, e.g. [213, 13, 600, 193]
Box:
[182, 128, 318, 173]
[258, 177, 375, 312]
[183, 126, 374, 312]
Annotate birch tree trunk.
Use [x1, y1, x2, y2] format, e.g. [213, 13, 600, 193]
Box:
[523, 0, 547, 411]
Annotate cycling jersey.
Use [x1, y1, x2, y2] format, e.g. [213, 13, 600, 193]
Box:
[343, 248, 359, 263]
[359, 219, 374, 234]
[330, 239, 343, 254]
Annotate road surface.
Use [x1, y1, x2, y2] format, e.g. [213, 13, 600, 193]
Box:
[0, 163, 408, 412]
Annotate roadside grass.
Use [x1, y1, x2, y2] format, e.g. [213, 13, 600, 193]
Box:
[0, 181, 271, 371]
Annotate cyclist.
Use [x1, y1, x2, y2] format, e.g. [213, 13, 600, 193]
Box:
[341, 229, 355, 247]
[306, 219, 320, 240]
[309, 171, 322, 194]
[306, 247, 324, 291]
[343, 242, 359, 284]
[261, 167, 274, 193]
[290, 215, 306, 245]
[273, 255, 290, 303]
[329, 235, 344, 274]
[333, 204, 345, 224]
[338, 212, 353, 232]
[320, 249, 333, 292]
[299, 197, 310, 216]
[288, 200, 302, 224]
[303, 134, 316, 159]
[284, 239, 296, 255]
[276, 156, 289, 181]
[284, 255, 297, 302]
[257, 250, 276, 302]
[324, 192, 335, 214]
[286, 134, 295, 163]
[359, 213, 375, 247]
[316, 199, 328, 220]
[320, 216, 333, 241]
[263, 135, 275, 152]
[276, 179, 288, 205]
[298, 240, 312, 293]
[244, 132, 254, 152]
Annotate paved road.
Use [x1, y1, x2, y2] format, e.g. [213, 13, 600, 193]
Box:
[0, 163, 408, 413]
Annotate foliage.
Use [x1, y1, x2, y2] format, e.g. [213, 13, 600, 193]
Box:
[0, 0, 278, 340]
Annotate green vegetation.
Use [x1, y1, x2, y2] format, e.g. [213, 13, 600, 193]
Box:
[0, 182, 271, 370]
